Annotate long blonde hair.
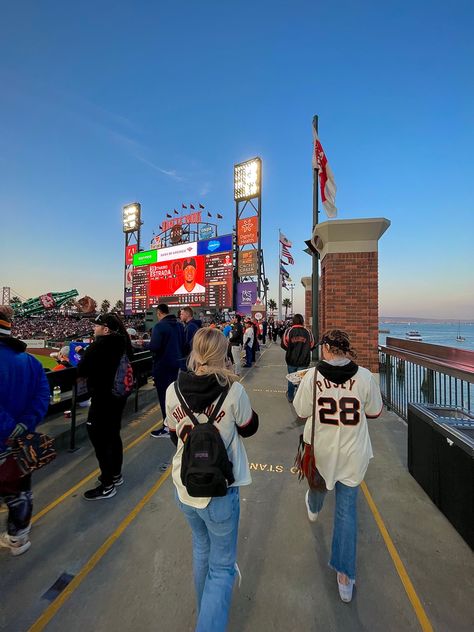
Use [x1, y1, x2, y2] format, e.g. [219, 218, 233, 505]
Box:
[187, 327, 239, 386]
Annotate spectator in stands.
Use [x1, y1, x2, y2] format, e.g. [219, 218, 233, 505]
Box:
[150, 304, 185, 438]
[77, 313, 133, 500]
[293, 330, 383, 603]
[179, 307, 202, 356]
[242, 319, 254, 368]
[281, 313, 315, 403]
[52, 346, 72, 371]
[0, 305, 50, 556]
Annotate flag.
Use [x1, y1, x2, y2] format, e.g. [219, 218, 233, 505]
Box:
[174, 209, 179, 215]
[166, 213, 172, 218]
[280, 264, 290, 279]
[159, 225, 162, 231]
[281, 245, 294, 264]
[281, 278, 287, 288]
[182, 203, 187, 209]
[279, 232, 292, 248]
[190, 204, 195, 210]
[207, 212, 212, 218]
[217, 213, 223, 219]
[312, 119, 337, 217]
[199, 203, 205, 209]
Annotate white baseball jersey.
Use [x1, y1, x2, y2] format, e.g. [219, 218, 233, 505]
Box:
[166, 380, 254, 509]
[293, 365, 383, 490]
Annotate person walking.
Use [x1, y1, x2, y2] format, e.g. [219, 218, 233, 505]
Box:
[0, 306, 50, 555]
[242, 319, 254, 368]
[293, 329, 383, 603]
[77, 313, 133, 500]
[281, 313, 315, 403]
[150, 304, 185, 438]
[180, 306, 202, 356]
[166, 327, 259, 632]
[228, 314, 244, 376]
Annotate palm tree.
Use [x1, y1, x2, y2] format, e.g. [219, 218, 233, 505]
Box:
[268, 298, 277, 315]
[100, 299, 110, 314]
[113, 299, 124, 314]
[282, 298, 292, 319]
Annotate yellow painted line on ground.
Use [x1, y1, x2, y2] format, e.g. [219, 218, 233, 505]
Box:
[361, 481, 433, 632]
[28, 468, 171, 632]
[32, 406, 162, 525]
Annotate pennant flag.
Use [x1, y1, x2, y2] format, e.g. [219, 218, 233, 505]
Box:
[166, 213, 172, 218]
[217, 213, 223, 219]
[312, 119, 337, 217]
[199, 203, 205, 209]
[182, 203, 187, 209]
[280, 232, 292, 248]
[280, 264, 290, 279]
[207, 212, 212, 218]
[190, 204, 195, 210]
[174, 209, 179, 215]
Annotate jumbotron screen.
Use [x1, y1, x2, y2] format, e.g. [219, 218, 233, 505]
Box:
[131, 235, 233, 312]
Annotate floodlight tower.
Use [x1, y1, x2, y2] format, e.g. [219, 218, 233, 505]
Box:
[122, 202, 142, 315]
[234, 157, 265, 308]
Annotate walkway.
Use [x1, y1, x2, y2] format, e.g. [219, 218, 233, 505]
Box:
[1, 343, 473, 631]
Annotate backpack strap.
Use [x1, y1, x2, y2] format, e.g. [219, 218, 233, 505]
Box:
[174, 381, 229, 427]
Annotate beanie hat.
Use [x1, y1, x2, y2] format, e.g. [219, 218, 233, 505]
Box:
[0, 305, 13, 335]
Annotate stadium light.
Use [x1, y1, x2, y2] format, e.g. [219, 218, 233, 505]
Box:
[122, 203, 141, 233]
[234, 158, 261, 202]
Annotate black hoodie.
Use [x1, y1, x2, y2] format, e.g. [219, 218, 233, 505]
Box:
[317, 360, 359, 385]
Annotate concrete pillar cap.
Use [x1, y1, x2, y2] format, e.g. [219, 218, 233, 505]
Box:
[311, 217, 390, 260]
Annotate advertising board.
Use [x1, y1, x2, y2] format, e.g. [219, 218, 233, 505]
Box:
[237, 217, 258, 245]
[238, 249, 258, 276]
[236, 281, 257, 315]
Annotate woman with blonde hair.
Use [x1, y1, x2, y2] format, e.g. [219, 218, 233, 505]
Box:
[166, 327, 259, 632]
[294, 329, 383, 603]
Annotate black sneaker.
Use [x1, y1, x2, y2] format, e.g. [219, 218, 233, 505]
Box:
[150, 427, 169, 438]
[83, 484, 116, 501]
[98, 474, 124, 487]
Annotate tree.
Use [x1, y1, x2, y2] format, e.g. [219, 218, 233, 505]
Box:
[100, 299, 110, 314]
[282, 298, 292, 319]
[113, 299, 124, 313]
[268, 298, 277, 314]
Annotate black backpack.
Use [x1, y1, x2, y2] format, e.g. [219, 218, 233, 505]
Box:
[174, 382, 235, 498]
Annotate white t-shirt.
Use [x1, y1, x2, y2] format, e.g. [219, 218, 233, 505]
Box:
[174, 282, 206, 295]
[243, 326, 254, 348]
[166, 380, 254, 508]
[293, 365, 383, 490]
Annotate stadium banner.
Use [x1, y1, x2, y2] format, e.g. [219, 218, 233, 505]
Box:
[156, 241, 198, 263]
[125, 244, 138, 265]
[199, 224, 215, 240]
[21, 339, 46, 349]
[133, 250, 158, 266]
[237, 217, 258, 246]
[238, 249, 258, 276]
[68, 341, 89, 366]
[236, 282, 257, 315]
[197, 234, 232, 256]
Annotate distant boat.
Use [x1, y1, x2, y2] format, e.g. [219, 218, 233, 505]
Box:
[406, 331, 423, 341]
[456, 322, 466, 342]
[379, 329, 390, 333]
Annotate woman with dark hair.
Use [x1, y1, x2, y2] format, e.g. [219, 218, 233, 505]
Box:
[293, 329, 383, 603]
[77, 313, 133, 500]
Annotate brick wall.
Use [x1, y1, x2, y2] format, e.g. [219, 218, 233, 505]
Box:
[319, 251, 379, 372]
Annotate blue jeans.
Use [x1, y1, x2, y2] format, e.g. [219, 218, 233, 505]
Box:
[308, 481, 359, 580]
[176, 487, 240, 632]
[287, 365, 307, 401]
[244, 345, 253, 367]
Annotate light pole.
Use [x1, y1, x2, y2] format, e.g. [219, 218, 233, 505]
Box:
[287, 283, 295, 316]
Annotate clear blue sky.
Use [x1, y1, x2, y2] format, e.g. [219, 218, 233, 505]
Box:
[1, 0, 473, 318]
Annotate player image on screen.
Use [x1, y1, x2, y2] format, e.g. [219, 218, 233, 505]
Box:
[174, 258, 206, 295]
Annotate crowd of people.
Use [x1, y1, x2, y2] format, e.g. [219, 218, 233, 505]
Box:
[0, 302, 382, 629]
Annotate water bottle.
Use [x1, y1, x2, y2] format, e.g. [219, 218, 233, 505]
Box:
[53, 386, 61, 404]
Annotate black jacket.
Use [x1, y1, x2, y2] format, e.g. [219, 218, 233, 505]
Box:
[77, 333, 126, 396]
[229, 322, 244, 346]
[281, 325, 315, 367]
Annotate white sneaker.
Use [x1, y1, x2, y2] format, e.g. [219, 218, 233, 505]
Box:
[305, 490, 319, 522]
[337, 573, 355, 603]
[0, 531, 31, 556]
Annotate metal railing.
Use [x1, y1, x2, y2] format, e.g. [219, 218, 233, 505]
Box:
[379, 338, 474, 421]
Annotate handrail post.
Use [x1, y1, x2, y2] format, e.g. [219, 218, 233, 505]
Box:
[385, 353, 392, 411]
[69, 380, 78, 452]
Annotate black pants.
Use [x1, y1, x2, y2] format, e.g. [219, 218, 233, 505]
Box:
[87, 396, 126, 487]
[154, 367, 180, 419]
[0, 474, 32, 536]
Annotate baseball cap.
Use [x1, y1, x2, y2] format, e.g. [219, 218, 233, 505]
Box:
[319, 330, 351, 352]
[182, 258, 197, 269]
[94, 314, 121, 331]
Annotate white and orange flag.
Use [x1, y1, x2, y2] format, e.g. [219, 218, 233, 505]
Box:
[312, 119, 337, 218]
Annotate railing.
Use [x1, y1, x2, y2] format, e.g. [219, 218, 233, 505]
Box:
[44, 351, 153, 451]
[379, 338, 474, 421]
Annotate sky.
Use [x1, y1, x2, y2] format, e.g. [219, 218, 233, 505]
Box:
[1, 0, 473, 319]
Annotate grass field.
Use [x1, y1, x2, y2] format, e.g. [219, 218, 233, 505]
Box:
[31, 353, 57, 370]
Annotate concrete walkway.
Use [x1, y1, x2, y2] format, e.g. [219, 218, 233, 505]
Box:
[1, 343, 473, 632]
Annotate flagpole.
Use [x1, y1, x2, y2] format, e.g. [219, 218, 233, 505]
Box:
[312, 114, 320, 359]
[278, 229, 282, 320]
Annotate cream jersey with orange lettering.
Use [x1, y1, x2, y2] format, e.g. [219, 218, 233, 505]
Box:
[294, 366, 383, 490]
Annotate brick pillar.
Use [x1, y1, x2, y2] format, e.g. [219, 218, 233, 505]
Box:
[300, 276, 312, 327]
[312, 218, 390, 375]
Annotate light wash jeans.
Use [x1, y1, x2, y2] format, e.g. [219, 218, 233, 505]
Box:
[308, 481, 359, 580]
[287, 365, 308, 401]
[176, 487, 240, 632]
[230, 345, 242, 375]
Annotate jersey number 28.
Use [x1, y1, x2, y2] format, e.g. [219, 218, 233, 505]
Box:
[318, 397, 360, 426]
